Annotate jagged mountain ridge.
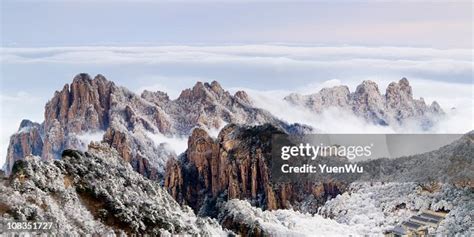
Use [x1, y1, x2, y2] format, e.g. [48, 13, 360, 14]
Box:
[4, 73, 309, 177]
[284, 78, 444, 126]
[4, 74, 444, 178]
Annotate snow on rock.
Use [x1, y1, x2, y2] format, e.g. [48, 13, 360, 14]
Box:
[218, 199, 364, 236]
[318, 182, 473, 235]
[0, 143, 230, 235]
[284, 78, 444, 128]
[4, 74, 309, 178]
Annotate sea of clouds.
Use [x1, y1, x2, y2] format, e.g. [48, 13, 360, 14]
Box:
[0, 45, 472, 165]
[233, 77, 473, 134]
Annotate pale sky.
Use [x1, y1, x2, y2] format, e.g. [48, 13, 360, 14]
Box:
[1, 1, 472, 48]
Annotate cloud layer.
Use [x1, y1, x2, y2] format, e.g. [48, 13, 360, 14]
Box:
[1, 45, 471, 79]
[2, 45, 471, 88]
[0, 45, 472, 166]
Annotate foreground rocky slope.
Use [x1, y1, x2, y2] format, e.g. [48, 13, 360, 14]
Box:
[319, 182, 473, 235]
[4, 74, 308, 177]
[371, 131, 474, 185]
[164, 124, 345, 214]
[0, 143, 228, 235]
[285, 78, 444, 127]
[1, 138, 470, 236]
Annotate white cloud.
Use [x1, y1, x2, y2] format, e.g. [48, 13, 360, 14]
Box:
[145, 132, 188, 155]
[205, 119, 228, 138]
[1, 45, 471, 83]
[2, 45, 471, 61]
[0, 45, 472, 168]
[242, 88, 396, 134]
[75, 131, 106, 151]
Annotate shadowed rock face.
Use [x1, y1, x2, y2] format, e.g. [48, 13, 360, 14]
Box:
[164, 124, 345, 214]
[285, 78, 444, 126]
[5, 120, 43, 173]
[4, 74, 308, 177]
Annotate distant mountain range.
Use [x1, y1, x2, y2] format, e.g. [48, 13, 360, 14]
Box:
[285, 77, 443, 126]
[3, 74, 444, 177]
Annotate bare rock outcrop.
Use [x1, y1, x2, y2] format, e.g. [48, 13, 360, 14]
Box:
[4, 120, 43, 173]
[42, 73, 114, 160]
[164, 124, 345, 213]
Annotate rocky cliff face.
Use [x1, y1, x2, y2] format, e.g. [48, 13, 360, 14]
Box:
[4, 74, 307, 177]
[0, 143, 228, 235]
[42, 74, 114, 161]
[4, 73, 124, 175]
[285, 78, 444, 126]
[164, 124, 345, 214]
[4, 120, 43, 173]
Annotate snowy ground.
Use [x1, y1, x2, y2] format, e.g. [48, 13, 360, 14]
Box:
[219, 199, 369, 236]
[318, 182, 473, 235]
[217, 182, 472, 236]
